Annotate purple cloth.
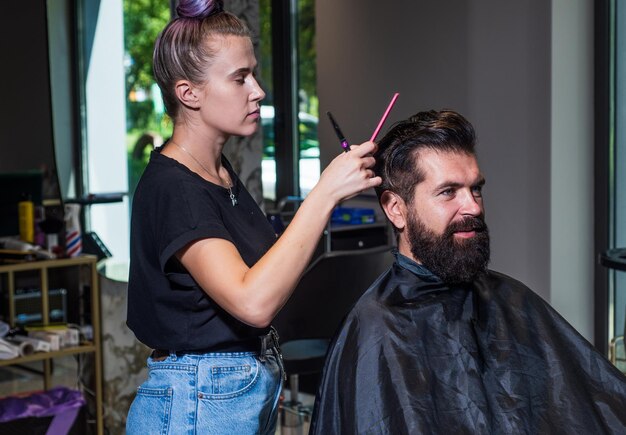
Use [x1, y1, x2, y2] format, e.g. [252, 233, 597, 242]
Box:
[0, 387, 85, 423]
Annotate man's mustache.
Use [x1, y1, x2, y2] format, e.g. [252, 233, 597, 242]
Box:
[446, 216, 487, 235]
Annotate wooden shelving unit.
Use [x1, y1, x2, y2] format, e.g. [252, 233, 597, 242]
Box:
[0, 255, 103, 435]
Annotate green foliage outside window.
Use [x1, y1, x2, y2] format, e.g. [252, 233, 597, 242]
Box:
[123, 0, 172, 197]
[124, 0, 169, 104]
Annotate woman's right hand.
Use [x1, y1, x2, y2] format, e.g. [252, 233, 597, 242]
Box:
[312, 140, 382, 204]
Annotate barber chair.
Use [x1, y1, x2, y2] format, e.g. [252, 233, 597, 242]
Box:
[273, 246, 394, 433]
[278, 338, 329, 433]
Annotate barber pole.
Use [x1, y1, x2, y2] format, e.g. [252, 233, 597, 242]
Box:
[64, 204, 82, 257]
[65, 229, 82, 257]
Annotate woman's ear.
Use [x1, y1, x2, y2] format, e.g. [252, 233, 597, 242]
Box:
[380, 191, 407, 231]
[174, 80, 202, 110]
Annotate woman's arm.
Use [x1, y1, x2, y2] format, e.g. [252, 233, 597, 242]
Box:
[178, 141, 381, 327]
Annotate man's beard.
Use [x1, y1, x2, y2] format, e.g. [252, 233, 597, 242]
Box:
[407, 212, 490, 284]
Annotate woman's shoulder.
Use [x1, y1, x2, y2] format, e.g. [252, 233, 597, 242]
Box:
[145, 150, 212, 187]
[135, 153, 210, 205]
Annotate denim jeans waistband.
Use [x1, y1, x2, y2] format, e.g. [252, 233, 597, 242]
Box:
[152, 327, 282, 359]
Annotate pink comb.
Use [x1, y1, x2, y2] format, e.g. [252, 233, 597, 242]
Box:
[370, 92, 400, 142]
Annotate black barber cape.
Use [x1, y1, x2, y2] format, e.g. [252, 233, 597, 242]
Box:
[310, 254, 626, 434]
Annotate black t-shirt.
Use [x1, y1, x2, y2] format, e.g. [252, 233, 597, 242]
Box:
[127, 148, 277, 351]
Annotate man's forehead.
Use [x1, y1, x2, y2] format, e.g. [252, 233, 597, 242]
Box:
[415, 148, 482, 184]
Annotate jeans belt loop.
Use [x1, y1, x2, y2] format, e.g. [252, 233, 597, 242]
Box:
[258, 327, 286, 380]
[259, 334, 268, 362]
[268, 326, 286, 381]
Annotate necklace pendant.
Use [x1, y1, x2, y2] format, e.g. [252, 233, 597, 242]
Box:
[230, 192, 238, 207]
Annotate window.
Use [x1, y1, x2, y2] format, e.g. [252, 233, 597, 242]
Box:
[597, 0, 626, 370]
[76, 0, 130, 261]
[610, 0, 626, 369]
[75, 0, 317, 261]
[260, 0, 319, 203]
[73, 0, 172, 263]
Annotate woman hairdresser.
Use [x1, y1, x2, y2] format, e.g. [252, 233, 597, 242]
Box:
[125, 0, 381, 433]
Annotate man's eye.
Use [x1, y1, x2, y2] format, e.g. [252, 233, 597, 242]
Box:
[472, 186, 483, 197]
[440, 188, 454, 197]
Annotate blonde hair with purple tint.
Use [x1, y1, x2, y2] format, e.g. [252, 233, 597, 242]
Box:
[153, 0, 251, 120]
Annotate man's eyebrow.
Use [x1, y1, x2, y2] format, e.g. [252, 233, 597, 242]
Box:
[434, 181, 463, 191]
[433, 176, 486, 192]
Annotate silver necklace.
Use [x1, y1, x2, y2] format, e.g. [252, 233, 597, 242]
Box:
[170, 139, 238, 206]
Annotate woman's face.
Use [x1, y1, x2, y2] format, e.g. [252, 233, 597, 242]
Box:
[196, 35, 265, 137]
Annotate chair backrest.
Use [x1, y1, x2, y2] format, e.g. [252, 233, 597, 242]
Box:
[273, 246, 394, 343]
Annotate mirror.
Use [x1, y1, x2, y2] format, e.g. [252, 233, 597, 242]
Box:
[0, 1, 63, 237]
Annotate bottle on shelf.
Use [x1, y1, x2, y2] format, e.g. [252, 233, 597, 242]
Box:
[18, 196, 34, 243]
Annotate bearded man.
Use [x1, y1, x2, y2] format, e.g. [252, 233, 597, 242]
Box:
[310, 110, 626, 434]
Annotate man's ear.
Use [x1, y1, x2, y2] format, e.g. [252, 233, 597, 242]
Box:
[174, 80, 202, 110]
[380, 191, 407, 231]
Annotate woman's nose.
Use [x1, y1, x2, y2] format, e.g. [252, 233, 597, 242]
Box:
[250, 78, 265, 101]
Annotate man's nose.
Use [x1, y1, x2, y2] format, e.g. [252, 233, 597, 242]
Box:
[459, 190, 483, 216]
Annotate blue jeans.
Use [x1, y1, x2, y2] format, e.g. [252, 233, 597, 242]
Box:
[126, 350, 283, 434]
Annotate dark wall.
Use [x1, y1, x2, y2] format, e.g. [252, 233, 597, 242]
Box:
[317, 0, 552, 300]
[0, 1, 60, 202]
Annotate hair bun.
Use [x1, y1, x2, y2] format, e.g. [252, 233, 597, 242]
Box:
[176, 0, 224, 19]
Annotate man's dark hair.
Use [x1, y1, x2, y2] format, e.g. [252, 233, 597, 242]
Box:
[374, 109, 477, 204]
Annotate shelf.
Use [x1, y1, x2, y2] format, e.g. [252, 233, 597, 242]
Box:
[0, 343, 96, 367]
[0, 255, 103, 434]
[64, 192, 126, 205]
[600, 248, 626, 272]
[0, 255, 98, 273]
[328, 221, 388, 232]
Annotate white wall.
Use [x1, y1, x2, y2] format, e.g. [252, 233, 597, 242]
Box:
[48, 0, 76, 200]
[317, 0, 595, 340]
[85, 0, 130, 261]
[550, 0, 594, 339]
